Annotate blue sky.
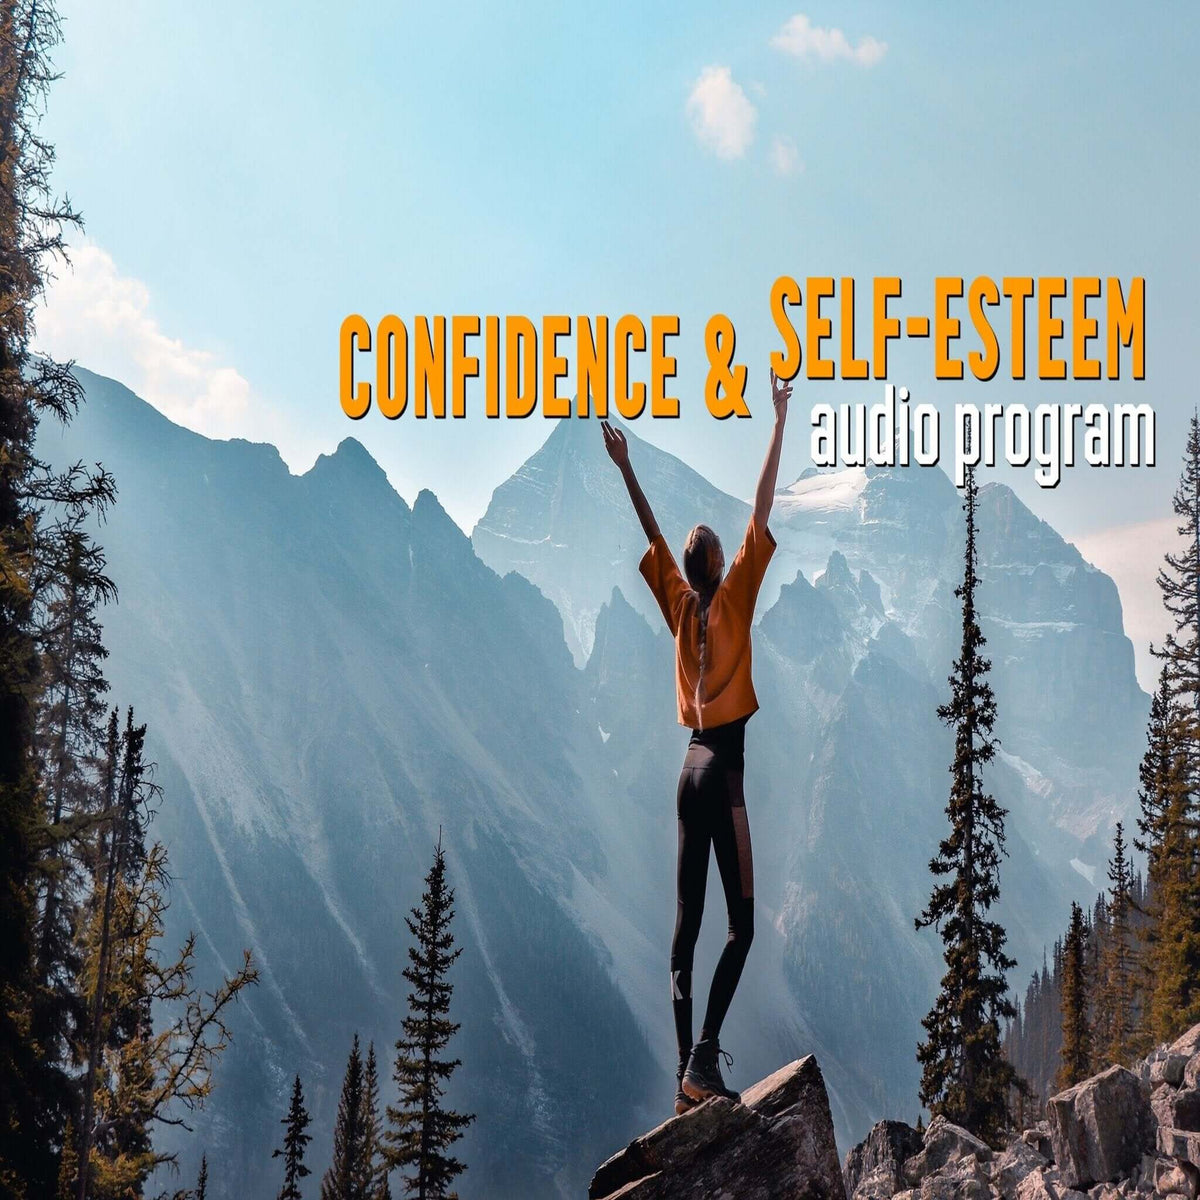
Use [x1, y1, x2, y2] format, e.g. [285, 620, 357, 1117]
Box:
[34, 2, 1200, 683]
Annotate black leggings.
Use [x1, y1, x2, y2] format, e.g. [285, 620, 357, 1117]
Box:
[670, 740, 755, 1060]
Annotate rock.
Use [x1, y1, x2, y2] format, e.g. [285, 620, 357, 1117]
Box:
[845, 1120, 924, 1200]
[1017, 1166, 1065, 1200]
[1152, 1088, 1200, 1135]
[1154, 1159, 1195, 1198]
[1022, 1124, 1055, 1161]
[1049, 1066, 1156, 1188]
[1184, 1058, 1200, 1092]
[1170, 1027, 1200, 1060]
[919, 1154, 991, 1200]
[902, 1115, 993, 1185]
[587, 1056, 845, 1200]
[1152, 1058, 1190, 1089]
[1090, 1185, 1124, 1200]
[993, 1138, 1050, 1194]
[1159, 1128, 1200, 1168]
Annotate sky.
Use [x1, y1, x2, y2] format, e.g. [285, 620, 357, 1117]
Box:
[32, 2, 1200, 689]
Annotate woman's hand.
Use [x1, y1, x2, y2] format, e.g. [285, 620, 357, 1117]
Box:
[602, 419, 630, 470]
[755, 367, 790, 530]
[770, 369, 792, 424]
[603, 419, 661, 541]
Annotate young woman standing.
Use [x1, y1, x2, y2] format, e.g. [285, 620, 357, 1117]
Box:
[602, 369, 791, 1112]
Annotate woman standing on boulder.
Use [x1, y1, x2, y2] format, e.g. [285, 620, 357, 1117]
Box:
[602, 369, 791, 1114]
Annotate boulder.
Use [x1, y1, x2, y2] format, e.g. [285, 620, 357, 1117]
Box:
[845, 1120, 924, 1200]
[587, 1056, 845, 1200]
[1159, 1128, 1200, 1169]
[1152, 1088, 1200, 1135]
[1154, 1158, 1195, 1199]
[1022, 1124, 1055, 1161]
[1184, 1058, 1200, 1092]
[1015, 1165, 1086, 1200]
[1152, 1058, 1190, 1089]
[902, 1115, 993, 1186]
[992, 1138, 1050, 1194]
[1049, 1066, 1155, 1188]
[1170, 1027, 1200, 1060]
[918, 1154, 990, 1200]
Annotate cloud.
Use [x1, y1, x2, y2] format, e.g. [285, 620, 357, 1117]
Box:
[771, 14, 887, 67]
[770, 136, 803, 176]
[34, 242, 257, 437]
[32, 240, 322, 473]
[686, 66, 758, 159]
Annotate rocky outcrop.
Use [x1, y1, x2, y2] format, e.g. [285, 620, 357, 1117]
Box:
[844, 1120, 924, 1199]
[1047, 1065, 1153, 1187]
[588, 1056, 844, 1200]
[839, 1023, 1200, 1200]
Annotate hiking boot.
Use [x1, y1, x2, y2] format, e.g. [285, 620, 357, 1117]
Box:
[682, 1038, 740, 1103]
[674, 1052, 699, 1115]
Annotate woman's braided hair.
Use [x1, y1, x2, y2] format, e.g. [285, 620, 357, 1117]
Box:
[682, 524, 724, 729]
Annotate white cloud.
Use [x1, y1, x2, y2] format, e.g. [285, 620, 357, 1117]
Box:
[34, 241, 308, 461]
[686, 66, 758, 159]
[770, 135, 803, 176]
[771, 14, 887, 67]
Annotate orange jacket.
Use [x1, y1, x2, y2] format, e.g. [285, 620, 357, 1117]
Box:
[639, 518, 776, 730]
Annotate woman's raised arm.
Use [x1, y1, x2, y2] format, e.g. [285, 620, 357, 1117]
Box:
[753, 370, 792, 532]
[602, 419, 661, 544]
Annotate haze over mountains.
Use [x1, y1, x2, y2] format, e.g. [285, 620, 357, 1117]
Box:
[42, 369, 1147, 1199]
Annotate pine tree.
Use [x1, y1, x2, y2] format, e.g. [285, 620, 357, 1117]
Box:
[28, 528, 113, 1151]
[1097, 823, 1134, 1065]
[75, 711, 258, 1197]
[34, 529, 113, 991]
[1156, 412, 1200, 757]
[915, 463, 1021, 1144]
[1056, 902, 1092, 1089]
[1134, 668, 1200, 1043]
[273, 1075, 312, 1200]
[195, 1155, 208, 1200]
[363, 1044, 390, 1200]
[384, 835, 474, 1199]
[1137, 414, 1200, 1044]
[322, 1035, 371, 1200]
[0, 2, 115, 1189]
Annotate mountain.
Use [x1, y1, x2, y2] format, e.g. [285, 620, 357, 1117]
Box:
[472, 416, 750, 664]
[41, 372, 1148, 1198]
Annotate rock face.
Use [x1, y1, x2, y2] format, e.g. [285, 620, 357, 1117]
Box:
[1047, 1065, 1153, 1187]
[588, 1056, 845, 1200]
[844, 1120, 923, 1199]
[839, 1023, 1200, 1200]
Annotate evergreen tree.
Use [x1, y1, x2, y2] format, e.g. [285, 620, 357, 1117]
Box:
[384, 836, 474, 1199]
[75, 711, 258, 1198]
[1056, 902, 1092, 1089]
[34, 529, 113, 989]
[915, 463, 1021, 1144]
[1155, 412, 1200, 758]
[363, 1044, 390, 1200]
[273, 1075, 312, 1200]
[1134, 665, 1200, 1043]
[1136, 412, 1200, 1043]
[0, 2, 115, 1189]
[1097, 823, 1134, 1065]
[321, 1035, 370, 1200]
[195, 1155, 208, 1200]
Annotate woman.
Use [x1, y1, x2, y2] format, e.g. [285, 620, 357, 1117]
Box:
[602, 368, 791, 1114]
